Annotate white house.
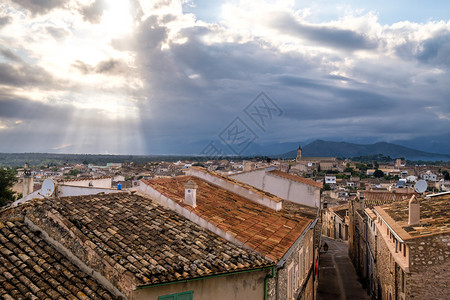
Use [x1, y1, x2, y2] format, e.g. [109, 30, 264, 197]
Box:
[228, 168, 322, 208]
[325, 176, 337, 184]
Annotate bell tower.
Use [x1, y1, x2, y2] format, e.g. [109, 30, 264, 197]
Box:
[296, 145, 302, 162]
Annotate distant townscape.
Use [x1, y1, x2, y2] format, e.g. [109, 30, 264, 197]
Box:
[1, 146, 449, 299]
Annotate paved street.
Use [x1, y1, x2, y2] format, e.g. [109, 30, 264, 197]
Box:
[317, 236, 370, 300]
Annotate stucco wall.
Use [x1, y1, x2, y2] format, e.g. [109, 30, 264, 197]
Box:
[57, 185, 119, 197]
[230, 171, 320, 207]
[63, 178, 112, 188]
[131, 270, 268, 300]
[186, 168, 282, 211]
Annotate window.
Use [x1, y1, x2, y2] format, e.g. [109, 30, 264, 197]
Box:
[401, 270, 405, 292]
[298, 249, 304, 283]
[305, 248, 309, 277]
[159, 291, 193, 300]
[287, 262, 294, 299]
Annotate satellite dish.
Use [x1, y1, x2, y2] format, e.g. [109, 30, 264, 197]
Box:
[41, 179, 55, 197]
[414, 180, 427, 194]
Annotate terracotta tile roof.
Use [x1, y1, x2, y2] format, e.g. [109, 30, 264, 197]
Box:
[329, 203, 349, 220]
[143, 176, 315, 261]
[362, 191, 417, 209]
[27, 193, 272, 288]
[375, 194, 450, 240]
[0, 217, 118, 300]
[189, 167, 284, 203]
[268, 170, 323, 189]
[57, 176, 113, 183]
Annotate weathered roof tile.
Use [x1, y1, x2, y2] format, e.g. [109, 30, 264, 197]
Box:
[25, 193, 273, 289]
[143, 176, 315, 261]
[0, 217, 118, 300]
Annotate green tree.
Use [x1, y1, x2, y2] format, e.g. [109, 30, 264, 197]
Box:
[0, 168, 18, 207]
[443, 170, 450, 181]
[321, 183, 331, 191]
[373, 169, 384, 178]
[67, 169, 81, 177]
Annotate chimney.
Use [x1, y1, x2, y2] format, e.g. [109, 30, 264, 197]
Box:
[408, 195, 420, 226]
[184, 180, 198, 208]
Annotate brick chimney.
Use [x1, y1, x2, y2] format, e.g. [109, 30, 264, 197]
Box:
[184, 180, 198, 207]
[408, 195, 420, 226]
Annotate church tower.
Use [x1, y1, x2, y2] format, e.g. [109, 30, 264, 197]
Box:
[296, 145, 302, 162]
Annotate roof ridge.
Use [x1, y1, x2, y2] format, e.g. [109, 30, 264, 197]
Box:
[267, 170, 323, 189]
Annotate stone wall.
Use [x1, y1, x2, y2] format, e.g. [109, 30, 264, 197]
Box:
[407, 233, 450, 299]
[376, 231, 396, 300]
[376, 230, 450, 300]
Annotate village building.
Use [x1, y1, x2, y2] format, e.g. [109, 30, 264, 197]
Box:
[139, 167, 321, 299]
[348, 190, 416, 284]
[229, 168, 322, 208]
[1, 193, 274, 300]
[367, 192, 450, 299]
[322, 203, 349, 240]
[294, 146, 339, 172]
[2, 166, 322, 300]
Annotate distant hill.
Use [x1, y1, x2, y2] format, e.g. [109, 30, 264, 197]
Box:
[279, 140, 450, 161]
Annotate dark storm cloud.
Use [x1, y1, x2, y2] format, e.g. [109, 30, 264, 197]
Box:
[270, 12, 377, 51]
[416, 32, 450, 68]
[0, 16, 12, 27]
[46, 26, 69, 40]
[72, 58, 130, 75]
[80, 0, 105, 24]
[0, 48, 22, 62]
[0, 62, 55, 87]
[11, 0, 70, 15]
[0, 93, 72, 120]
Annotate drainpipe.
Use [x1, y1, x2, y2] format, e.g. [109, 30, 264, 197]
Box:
[264, 266, 276, 300]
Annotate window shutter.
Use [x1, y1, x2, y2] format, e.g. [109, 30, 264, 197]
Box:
[178, 291, 193, 300]
[159, 296, 175, 300]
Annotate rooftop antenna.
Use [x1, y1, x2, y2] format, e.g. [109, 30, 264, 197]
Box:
[414, 179, 427, 194]
[41, 179, 55, 197]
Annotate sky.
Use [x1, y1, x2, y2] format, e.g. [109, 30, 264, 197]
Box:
[0, 0, 449, 155]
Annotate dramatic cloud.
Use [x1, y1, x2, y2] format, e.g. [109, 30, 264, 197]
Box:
[10, 0, 70, 15]
[270, 12, 378, 51]
[1, 48, 22, 62]
[0, 62, 56, 87]
[0, 0, 449, 154]
[0, 16, 12, 27]
[80, 0, 105, 24]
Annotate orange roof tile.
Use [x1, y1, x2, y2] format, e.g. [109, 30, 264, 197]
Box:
[375, 193, 450, 240]
[143, 176, 314, 261]
[362, 191, 417, 209]
[57, 176, 113, 183]
[268, 170, 323, 189]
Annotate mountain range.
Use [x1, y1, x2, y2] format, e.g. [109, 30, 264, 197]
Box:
[277, 140, 450, 161]
[180, 139, 450, 161]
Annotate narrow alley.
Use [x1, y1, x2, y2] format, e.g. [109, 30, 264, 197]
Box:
[317, 236, 370, 300]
